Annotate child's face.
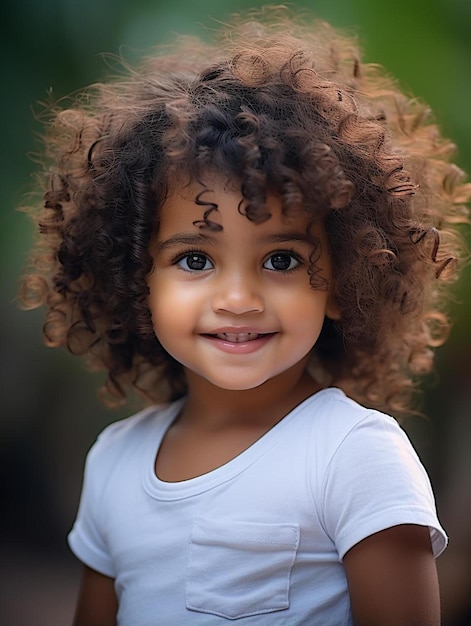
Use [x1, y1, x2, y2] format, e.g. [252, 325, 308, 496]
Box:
[147, 175, 337, 392]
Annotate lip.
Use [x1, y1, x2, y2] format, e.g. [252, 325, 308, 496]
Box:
[200, 328, 277, 354]
[205, 327, 274, 334]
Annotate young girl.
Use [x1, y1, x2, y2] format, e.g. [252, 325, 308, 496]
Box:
[21, 7, 470, 626]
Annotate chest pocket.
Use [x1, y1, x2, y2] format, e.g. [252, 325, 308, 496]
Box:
[186, 518, 300, 620]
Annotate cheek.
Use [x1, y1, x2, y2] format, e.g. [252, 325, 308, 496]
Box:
[149, 303, 190, 359]
[282, 288, 329, 320]
[288, 293, 330, 343]
[147, 278, 197, 334]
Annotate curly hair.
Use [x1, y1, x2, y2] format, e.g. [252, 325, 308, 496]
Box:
[20, 6, 470, 416]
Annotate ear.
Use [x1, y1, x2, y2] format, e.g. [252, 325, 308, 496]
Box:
[326, 292, 342, 321]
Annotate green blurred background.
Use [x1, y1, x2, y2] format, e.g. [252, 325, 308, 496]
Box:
[1, 0, 470, 624]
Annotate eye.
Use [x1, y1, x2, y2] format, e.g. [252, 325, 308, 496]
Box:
[263, 252, 301, 272]
[176, 252, 214, 271]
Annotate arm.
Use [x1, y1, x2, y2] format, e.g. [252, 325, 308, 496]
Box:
[73, 565, 118, 626]
[343, 524, 441, 626]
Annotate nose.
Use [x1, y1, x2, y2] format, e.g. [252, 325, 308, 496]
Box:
[212, 273, 264, 315]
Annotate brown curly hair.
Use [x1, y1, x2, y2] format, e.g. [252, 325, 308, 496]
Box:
[20, 6, 470, 416]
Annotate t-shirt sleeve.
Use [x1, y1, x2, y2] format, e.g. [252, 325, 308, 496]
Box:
[68, 432, 117, 578]
[321, 411, 448, 561]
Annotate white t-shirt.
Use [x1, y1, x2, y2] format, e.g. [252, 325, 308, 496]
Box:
[68, 388, 447, 625]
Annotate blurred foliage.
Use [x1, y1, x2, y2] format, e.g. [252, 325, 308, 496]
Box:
[1, 1, 470, 624]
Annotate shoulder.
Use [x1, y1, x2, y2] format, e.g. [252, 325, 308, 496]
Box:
[302, 387, 405, 455]
[85, 399, 183, 471]
[310, 391, 447, 560]
[308, 388, 424, 479]
[304, 386, 381, 424]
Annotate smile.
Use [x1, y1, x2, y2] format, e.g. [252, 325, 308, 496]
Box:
[213, 332, 266, 343]
[201, 331, 276, 354]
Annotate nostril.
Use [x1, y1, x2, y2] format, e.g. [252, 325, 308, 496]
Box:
[212, 287, 264, 315]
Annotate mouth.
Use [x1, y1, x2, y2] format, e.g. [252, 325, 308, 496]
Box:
[212, 332, 269, 343]
[202, 331, 275, 343]
[200, 330, 276, 354]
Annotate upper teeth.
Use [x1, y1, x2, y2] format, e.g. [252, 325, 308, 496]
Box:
[216, 333, 261, 342]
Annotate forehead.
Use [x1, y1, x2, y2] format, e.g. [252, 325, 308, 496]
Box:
[158, 175, 312, 237]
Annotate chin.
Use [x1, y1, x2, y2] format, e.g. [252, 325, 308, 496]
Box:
[204, 375, 274, 391]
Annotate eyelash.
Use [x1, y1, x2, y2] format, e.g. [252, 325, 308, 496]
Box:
[263, 249, 304, 273]
[170, 247, 305, 273]
[171, 248, 213, 272]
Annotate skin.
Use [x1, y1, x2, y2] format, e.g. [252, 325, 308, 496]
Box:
[73, 567, 117, 626]
[73, 176, 442, 625]
[148, 178, 337, 397]
[146, 175, 338, 481]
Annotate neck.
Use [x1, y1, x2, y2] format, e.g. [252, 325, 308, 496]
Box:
[180, 360, 322, 428]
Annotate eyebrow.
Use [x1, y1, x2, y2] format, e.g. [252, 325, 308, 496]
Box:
[155, 230, 312, 251]
[261, 232, 312, 245]
[155, 233, 215, 251]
